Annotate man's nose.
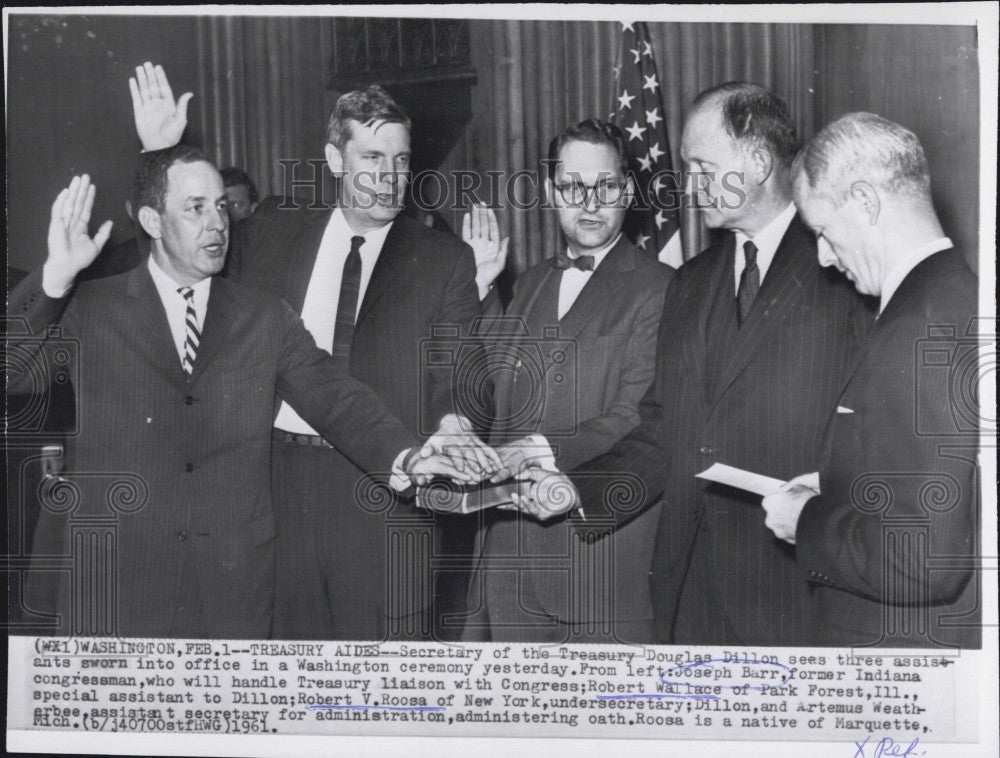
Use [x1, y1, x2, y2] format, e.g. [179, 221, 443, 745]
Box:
[208, 205, 228, 231]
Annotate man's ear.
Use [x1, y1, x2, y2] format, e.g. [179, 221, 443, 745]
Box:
[850, 181, 881, 225]
[137, 206, 162, 240]
[750, 147, 774, 185]
[325, 143, 344, 176]
[543, 177, 555, 207]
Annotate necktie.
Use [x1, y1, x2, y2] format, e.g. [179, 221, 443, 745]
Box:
[178, 286, 200, 376]
[331, 235, 364, 370]
[737, 240, 760, 325]
[553, 253, 595, 271]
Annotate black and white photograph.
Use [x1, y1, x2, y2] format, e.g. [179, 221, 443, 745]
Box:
[4, 4, 997, 757]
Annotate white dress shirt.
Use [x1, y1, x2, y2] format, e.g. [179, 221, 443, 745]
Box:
[146, 255, 211, 369]
[526, 233, 621, 483]
[557, 233, 621, 319]
[274, 209, 393, 434]
[879, 237, 953, 314]
[733, 201, 797, 291]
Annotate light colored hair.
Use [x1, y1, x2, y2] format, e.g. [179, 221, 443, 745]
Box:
[792, 112, 931, 205]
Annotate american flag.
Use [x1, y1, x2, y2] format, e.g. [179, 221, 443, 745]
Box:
[610, 21, 683, 267]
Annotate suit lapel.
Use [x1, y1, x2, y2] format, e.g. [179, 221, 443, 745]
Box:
[709, 216, 814, 409]
[283, 209, 334, 313]
[836, 248, 957, 397]
[125, 263, 186, 381]
[488, 264, 555, 440]
[557, 237, 637, 340]
[188, 276, 237, 386]
[689, 237, 735, 405]
[356, 218, 414, 324]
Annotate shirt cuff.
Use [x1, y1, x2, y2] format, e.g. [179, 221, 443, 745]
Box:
[41, 264, 75, 298]
[389, 447, 418, 492]
[525, 434, 559, 472]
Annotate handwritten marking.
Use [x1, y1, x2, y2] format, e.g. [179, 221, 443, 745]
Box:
[853, 736, 925, 758]
[597, 693, 717, 701]
[597, 658, 792, 701]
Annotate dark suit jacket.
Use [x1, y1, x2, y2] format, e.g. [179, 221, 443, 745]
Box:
[9, 264, 416, 638]
[226, 197, 482, 618]
[571, 215, 873, 644]
[477, 238, 673, 625]
[796, 248, 980, 648]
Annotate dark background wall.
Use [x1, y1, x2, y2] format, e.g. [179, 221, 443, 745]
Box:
[5, 16, 983, 274]
[7, 16, 202, 273]
[814, 24, 980, 270]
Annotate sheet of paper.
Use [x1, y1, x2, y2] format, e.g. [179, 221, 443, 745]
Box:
[695, 462, 786, 496]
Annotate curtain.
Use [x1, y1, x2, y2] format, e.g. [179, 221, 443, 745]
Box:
[190, 17, 815, 274]
[195, 16, 334, 199]
[449, 20, 816, 272]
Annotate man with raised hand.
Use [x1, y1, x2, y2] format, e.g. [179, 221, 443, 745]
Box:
[130, 62, 504, 641]
[507, 82, 873, 646]
[465, 119, 673, 644]
[9, 155, 479, 639]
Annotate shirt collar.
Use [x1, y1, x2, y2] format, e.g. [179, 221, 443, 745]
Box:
[146, 254, 212, 297]
[879, 237, 953, 313]
[330, 207, 394, 254]
[735, 202, 797, 262]
[566, 232, 622, 271]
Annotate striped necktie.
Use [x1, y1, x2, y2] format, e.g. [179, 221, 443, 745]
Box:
[178, 286, 200, 376]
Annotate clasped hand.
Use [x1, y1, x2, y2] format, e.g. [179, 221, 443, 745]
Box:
[403, 414, 503, 487]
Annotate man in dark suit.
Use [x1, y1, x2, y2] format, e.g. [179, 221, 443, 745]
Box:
[762, 112, 981, 648]
[514, 82, 872, 646]
[9, 153, 472, 639]
[463, 120, 673, 643]
[131, 63, 503, 641]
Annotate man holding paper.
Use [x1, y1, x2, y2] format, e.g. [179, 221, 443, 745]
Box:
[514, 83, 873, 646]
[762, 113, 980, 648]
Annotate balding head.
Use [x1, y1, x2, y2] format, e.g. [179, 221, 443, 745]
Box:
[681, 82, 799, 235]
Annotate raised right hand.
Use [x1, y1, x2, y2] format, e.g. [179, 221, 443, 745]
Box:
[46, 175, 113, 283]
[129, 61, 191, 151]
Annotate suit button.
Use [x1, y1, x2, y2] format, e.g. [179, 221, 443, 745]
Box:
[700, 446, 713, 455]
[177, 531, 188, 541]
[185, 395, 194, 405]
[185, 462, 195, 473]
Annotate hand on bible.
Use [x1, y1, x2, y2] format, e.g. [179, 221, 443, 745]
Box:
[509, 467, 579, 522]
[418, 414, 503, 484]
[129, 62, 191, 151]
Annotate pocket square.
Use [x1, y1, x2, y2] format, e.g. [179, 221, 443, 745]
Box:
[836, 406, 855, 414]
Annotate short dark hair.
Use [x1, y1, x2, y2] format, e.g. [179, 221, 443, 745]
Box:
[220, 167, 259, 204]
[546, 119, 631, 182]
[691, 82, 799, 168]
[134, 145, 214, 213]
[327, 85, 411, 150]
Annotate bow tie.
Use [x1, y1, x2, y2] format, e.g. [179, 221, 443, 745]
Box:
[553, 254, 595, 271]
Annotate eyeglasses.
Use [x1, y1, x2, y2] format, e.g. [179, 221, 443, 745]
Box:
[553, 180, 628, 206]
